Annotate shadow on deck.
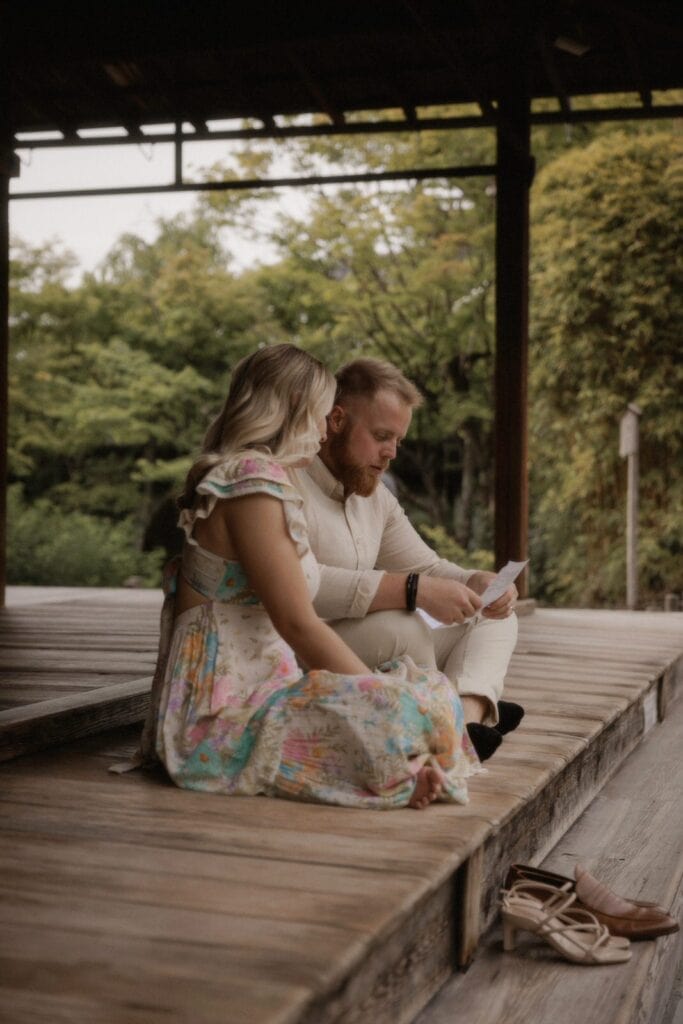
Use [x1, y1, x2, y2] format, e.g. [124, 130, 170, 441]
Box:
[0, 590, 682, 1023]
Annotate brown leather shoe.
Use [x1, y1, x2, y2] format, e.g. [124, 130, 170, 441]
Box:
[505, 863, 679, 940]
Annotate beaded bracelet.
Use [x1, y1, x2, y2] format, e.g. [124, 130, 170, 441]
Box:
[406, 572, 420, 612]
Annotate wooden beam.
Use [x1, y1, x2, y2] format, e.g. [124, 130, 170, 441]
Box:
[0, 20, 10, 610]
[494, 79, 532, 596]
[286, 50, 345, 128]
[13, 103, 683, 153]
[616, 19, 653, 110]
[0, 172, 9, 611]
[0, 676, 151, 762]
[10, 162, 497, 201]
[538, 33, 572, 118]
[402, 0, 496, 120]
[174, 122, 183, 185]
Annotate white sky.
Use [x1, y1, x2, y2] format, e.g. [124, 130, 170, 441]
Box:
[9, 138, 308, 284]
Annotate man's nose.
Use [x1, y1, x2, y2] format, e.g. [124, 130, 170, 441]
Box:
[381, 439, 397, 459]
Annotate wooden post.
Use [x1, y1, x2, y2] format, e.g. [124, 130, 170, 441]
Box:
[0, 165, 8, 610]
[494, 79, 533, 596]
[0, 29, 11, 609]
[619, 403, 641, 609]
[456, 846, 484, 969]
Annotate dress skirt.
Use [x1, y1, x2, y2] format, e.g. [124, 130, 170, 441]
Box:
[154, 600, 479, 809]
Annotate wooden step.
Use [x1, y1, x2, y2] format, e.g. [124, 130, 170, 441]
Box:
[0, 677, 152, 762]
[0, 587, 161, 759]
[414, 691, 683, 1024]
[0, 604, 681, 1023]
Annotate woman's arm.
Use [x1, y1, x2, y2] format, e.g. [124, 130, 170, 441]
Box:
[223, 494, 370, 676]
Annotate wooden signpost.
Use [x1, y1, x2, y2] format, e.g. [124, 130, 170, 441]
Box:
[619, 403, 641, 610]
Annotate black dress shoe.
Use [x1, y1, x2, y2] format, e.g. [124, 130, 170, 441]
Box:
[466, 723, 502, 761]
[496, 700, 525, 735]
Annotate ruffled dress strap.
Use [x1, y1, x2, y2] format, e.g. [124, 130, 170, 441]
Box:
[178, 451, 309, 558]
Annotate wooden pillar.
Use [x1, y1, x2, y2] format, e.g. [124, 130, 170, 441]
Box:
[494, 81, 532, 596]
[0, 33, 10, 608]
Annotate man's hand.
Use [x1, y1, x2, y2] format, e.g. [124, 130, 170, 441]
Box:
[416, 576, 483, 625]
[467, 570, 518, 620]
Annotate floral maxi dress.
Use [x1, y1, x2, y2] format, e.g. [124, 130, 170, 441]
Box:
[142, 453, 479, 809]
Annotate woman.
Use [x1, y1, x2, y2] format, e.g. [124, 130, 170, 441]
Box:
[139, 344, 478, 809]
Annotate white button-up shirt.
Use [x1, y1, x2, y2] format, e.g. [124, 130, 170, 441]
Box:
[292, 457, 474, 620]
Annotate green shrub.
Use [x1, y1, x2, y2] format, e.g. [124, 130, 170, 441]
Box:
[7, 484, 164, 587]
[418, 524, 494, 572]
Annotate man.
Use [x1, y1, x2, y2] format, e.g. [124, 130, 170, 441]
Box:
[293, 358, 521, 760]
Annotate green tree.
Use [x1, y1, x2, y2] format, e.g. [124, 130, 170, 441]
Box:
[202, 118, 501, 548]
[8, 219, 273, 583]
[529, 129, 683, 606]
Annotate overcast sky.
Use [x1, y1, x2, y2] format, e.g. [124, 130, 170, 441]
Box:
[9, 137, 306, 283]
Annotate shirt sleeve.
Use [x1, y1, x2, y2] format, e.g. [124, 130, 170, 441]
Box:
[312, 565, 386, 620]
[310, 486, 475, 620]
[375, 490, 476, 584]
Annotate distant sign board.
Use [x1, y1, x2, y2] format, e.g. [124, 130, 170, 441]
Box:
[619, 405, 641, 458]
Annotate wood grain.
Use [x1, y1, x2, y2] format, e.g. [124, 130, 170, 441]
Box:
[414, 692, 683, 1024]
[0, 602, 681, 1022]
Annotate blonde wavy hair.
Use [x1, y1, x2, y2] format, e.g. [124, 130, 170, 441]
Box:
[180, 344, 335, 508]
[179, 344, 333, 507]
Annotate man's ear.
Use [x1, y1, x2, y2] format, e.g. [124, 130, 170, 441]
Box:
[327, 404, 347, 434]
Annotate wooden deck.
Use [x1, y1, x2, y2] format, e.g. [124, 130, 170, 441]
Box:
[0, 587, 161, 761]
[0, 592, 682, 1023]
[416, 689, 683, 1024]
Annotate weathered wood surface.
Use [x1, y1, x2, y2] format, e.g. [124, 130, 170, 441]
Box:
[0, 587, 161, 709]
[0, 602, 681, 1022]
[415, 687, 683, 1024]
[0, 589, 161, 762]
[0, 678, 152, 762]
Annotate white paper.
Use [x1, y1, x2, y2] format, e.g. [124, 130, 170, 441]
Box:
[480, 560, 528, 608]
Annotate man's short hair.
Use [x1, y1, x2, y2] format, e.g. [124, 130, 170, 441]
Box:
[335, 358, 423, 409]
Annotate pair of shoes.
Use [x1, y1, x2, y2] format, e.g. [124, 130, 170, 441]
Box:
[466, 722, 502, 761]
[505, 863, 679, 940]
[496, 700, 525, 735]
[466, 700, 525, 760]
[500, 879, 631, 965]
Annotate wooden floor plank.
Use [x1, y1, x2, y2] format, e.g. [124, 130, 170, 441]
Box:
[0, 596, 681, 1024]
[415, 693, 683, 1024]
[0, 923, 309, 1024]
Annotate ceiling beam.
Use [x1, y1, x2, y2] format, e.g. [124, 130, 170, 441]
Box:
[538, 33, 572, 118]
[400, 0, 496, 120]
[12, 101, 683, 153]
[286, 50, 345, 127]
[615, 19, 652, 109]
[10, 161, 497, 201]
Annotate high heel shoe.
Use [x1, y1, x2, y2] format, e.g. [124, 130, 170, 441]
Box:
[505, 863, 678, 940]
[500, 880, 631, 965]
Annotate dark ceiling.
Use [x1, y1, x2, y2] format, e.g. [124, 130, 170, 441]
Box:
[7, 1, 683, 139]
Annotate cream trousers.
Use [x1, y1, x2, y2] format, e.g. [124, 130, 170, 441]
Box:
[330, 609, 518, 726]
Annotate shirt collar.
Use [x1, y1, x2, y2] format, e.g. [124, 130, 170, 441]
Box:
[306, 455, 346, 502]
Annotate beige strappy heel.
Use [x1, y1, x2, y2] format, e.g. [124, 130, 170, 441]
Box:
[500, 880, 631, 965]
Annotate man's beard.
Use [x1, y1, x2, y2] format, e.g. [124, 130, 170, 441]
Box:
[325, 426, 382, 497]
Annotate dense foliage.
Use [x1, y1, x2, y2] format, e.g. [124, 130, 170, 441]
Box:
[529, 130, 683, 605]
[7, 113, 682, 606]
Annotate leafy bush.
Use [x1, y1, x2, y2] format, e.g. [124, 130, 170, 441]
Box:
[530, 131, 683, 607]
[418, 524, 494, 572]
[7, 484, 164, 587]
